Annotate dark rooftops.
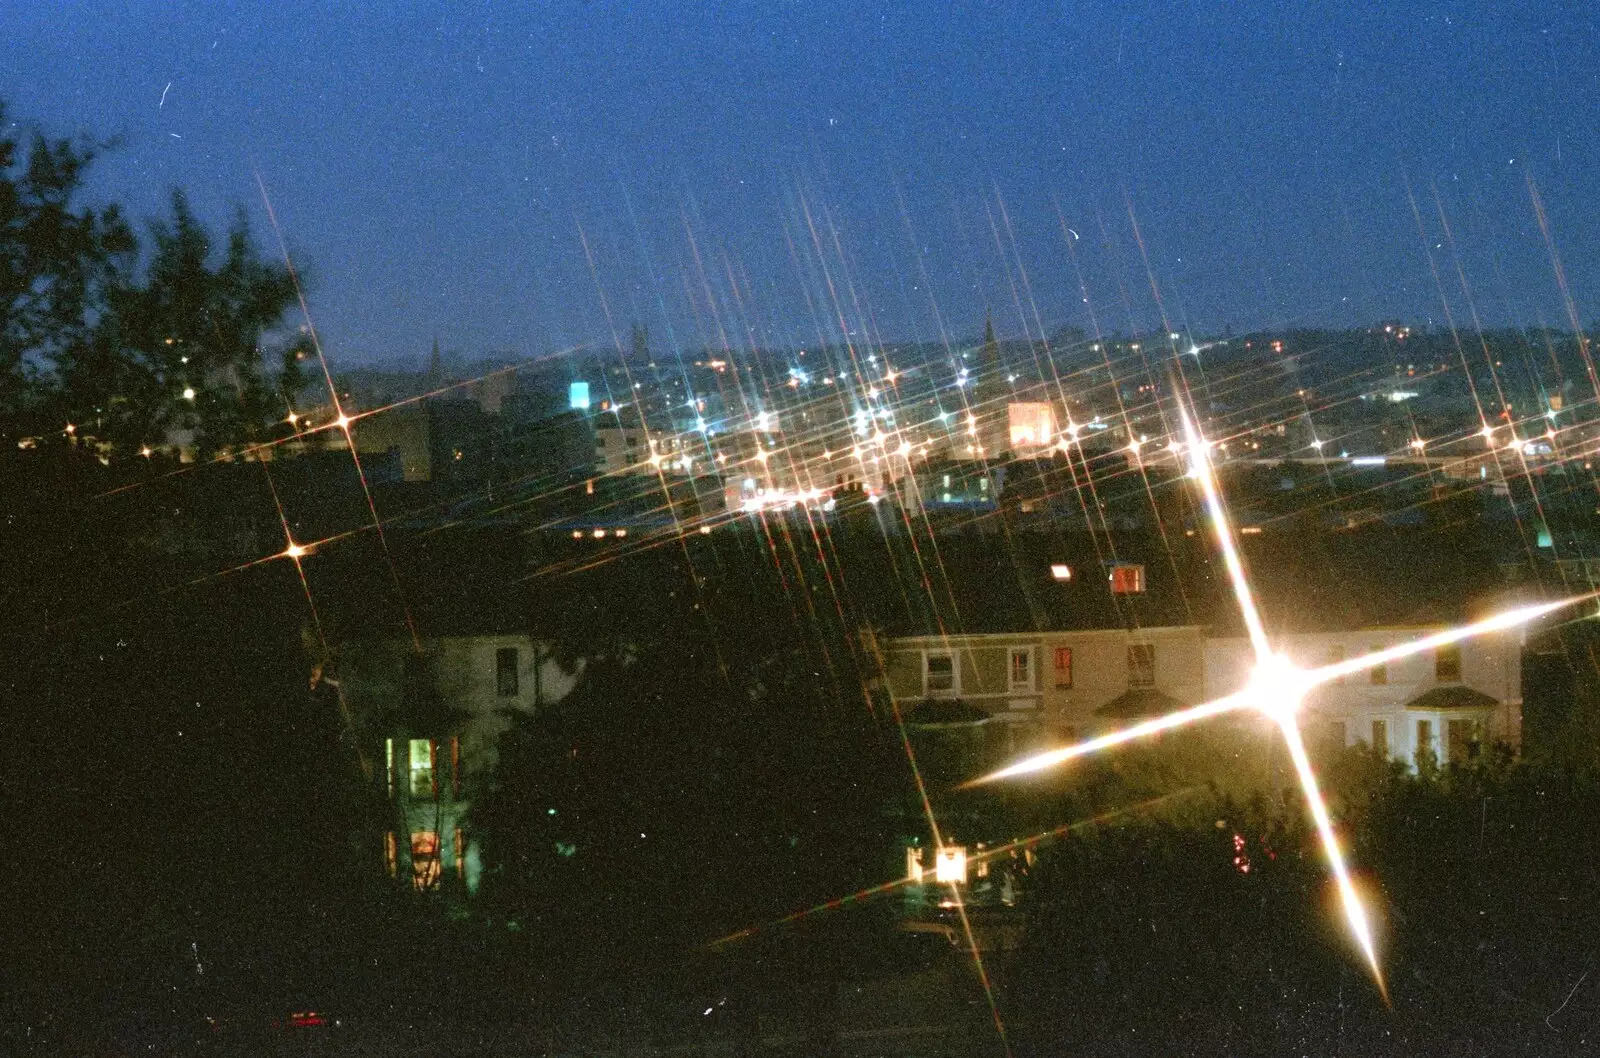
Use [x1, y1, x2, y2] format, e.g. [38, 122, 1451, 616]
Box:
[315, 519, 1529, 645]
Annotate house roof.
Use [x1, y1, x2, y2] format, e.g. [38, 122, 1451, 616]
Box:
[1403, 686, 1501, 712]
[315, 518, 1533, 647]
[1096, 687, 1191, 720]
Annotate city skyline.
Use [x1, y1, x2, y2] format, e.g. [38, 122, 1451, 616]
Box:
[8, 1, 1598, 364]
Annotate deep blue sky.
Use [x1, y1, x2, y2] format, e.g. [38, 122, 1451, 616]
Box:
[7, 1, 1598, 364]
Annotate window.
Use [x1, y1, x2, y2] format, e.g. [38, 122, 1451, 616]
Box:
[496, 647, 519, 697]
[934, 846, 968, 884]
[411, 831, 440, 891]
[1326, 720, 1346, 748]
[1128, 644, 1156, 688]
[1370, 719, 1389, 757]
[1370, 649, 1387, 685]
[1435, 644, 1462, 683]
[1416, 720, 1434, 765]
[1109, 564, 1146, 594]
[385, 737, 396, 799]
[384, 831, 397, 879]
[1053, 646, 1074, 689]
[1009, 648, 1033, 691]
[925, 653, 955, 694]
[450, 736, 462, 800]
[1447, 719, 1479, 763]
[409, 738, 435, 798]
[454, 826, 467, 881]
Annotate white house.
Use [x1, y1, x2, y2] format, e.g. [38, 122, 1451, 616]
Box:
[1205, 625, 1523, 769]
[337, 634, 580, 895]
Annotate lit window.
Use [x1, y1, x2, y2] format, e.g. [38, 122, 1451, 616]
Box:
[1128, 644, 1155, 688]
[454, 826, 467, 881]
[905, 846, 924, 882]
[1009, 648, 1033, 691]
[384, 832, 397, 878]
[1371, 719, 1389, 757]
[1054, 646, 1073, 689]
[1435, 644, 1462, 683]
[450, 736, 462, 800]
[411, 831, 440, 890]
[1050, 563, 1072, 581]
[385, 737, 395, 799]
[1109, 564, 1146, 594]
[934, 846, 967, 885]
[496, 647, 519, 697]
[409, 739, 435, 798]
[925, 653, 955, 694]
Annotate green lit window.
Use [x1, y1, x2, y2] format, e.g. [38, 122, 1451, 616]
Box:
[409, 739, 434, 798]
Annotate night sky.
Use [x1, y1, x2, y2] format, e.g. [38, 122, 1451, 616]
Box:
[9, 1, 1598, 364]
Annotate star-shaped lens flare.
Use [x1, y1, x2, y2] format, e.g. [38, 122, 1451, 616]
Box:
[971, 407, 1596, 999]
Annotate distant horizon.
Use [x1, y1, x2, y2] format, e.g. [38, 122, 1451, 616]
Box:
[327, 317, 1595, 373]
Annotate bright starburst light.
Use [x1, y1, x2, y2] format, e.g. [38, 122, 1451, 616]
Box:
[972, 406, 1596, 999]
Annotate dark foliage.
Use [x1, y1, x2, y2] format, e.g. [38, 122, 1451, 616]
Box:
[0, 101, 307, 461]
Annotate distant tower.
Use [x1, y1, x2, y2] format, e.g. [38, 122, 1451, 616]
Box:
[428, 336, 444, 387]
[975, 312, 1008, 459]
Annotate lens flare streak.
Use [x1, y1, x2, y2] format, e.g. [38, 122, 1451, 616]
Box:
[975, 692, 1255, 783]
[972, 408, 1593, 996]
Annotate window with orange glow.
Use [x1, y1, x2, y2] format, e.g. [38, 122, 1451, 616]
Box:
[1109, 564, 1146, 594]
[411, 831, 440, 891]
[1053, 647, 1073, 689]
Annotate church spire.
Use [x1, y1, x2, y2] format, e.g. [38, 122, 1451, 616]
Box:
[979, 311, 1000, 378]
[975, 310, 1007, 460]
